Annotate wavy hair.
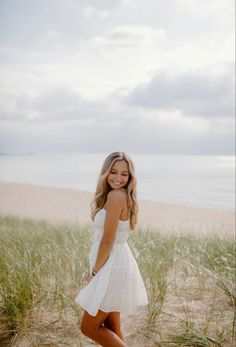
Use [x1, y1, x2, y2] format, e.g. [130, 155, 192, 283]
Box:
[90, 152, 138, 231]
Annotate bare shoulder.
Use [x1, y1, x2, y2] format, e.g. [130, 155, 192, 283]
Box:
[107, 189, 127, 207]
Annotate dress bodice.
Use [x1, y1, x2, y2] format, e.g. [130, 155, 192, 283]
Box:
[92, 209, 130, 244]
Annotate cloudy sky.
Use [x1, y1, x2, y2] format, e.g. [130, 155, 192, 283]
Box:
[0, 0, 235, 155]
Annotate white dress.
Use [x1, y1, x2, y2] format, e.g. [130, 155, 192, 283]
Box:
[75, 208, 148, 316]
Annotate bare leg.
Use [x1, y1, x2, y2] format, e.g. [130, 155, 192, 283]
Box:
[104, 311, 125, 341]
[80, 310, 126, 347]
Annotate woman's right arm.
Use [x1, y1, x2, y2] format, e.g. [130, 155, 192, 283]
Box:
[92, 190, 125, 273]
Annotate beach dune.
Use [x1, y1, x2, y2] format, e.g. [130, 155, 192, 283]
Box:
[0, 180, 235, 347]
[0, 181, 234, 237]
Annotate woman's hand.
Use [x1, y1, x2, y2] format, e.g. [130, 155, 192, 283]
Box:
[82, 271, 93, 284]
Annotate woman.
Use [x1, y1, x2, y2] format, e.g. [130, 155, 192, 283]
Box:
[75, 151, 148, 347]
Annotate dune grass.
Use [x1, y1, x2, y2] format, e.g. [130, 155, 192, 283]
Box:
[0, 215, 235, 347]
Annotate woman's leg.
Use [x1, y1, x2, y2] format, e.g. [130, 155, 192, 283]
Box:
[104, 311, 124, 341]
[80, 309, 126, 347]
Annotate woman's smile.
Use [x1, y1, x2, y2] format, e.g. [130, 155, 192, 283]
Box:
[107, 160, 129, 190]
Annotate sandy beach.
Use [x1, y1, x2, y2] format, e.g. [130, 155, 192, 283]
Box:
[0, 181, 234, 237]
[0, 180, 235, 347]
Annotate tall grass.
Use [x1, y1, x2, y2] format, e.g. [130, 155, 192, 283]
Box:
[0, 216, 235, 346]
[129, 229, 176, 324]
[0, 216, 90, 343]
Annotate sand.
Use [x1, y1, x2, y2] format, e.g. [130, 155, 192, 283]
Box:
[0, 181, 234, 237]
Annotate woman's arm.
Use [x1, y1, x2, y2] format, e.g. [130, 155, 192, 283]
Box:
[92, 190, 125, 273]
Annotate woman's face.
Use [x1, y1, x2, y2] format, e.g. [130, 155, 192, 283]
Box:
[107, 160, 130, 190]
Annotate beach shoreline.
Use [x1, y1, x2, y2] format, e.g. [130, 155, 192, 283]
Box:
[0, 180, 234, 237]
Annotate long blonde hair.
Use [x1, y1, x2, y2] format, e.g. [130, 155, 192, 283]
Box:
[91, 152, 138, 231]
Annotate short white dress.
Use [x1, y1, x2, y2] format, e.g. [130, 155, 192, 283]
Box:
[75, 208, 148, 316]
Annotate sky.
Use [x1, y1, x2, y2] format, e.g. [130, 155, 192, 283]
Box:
[0, 0, 235, 155]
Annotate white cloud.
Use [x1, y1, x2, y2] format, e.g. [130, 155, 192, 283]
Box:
[47, 30, 61, 38]
[125, 64, 235, 119]
[169, 32, 235, 72]
[82, 5, 110, 19]
[1, 106, 233, 154]
[0, 0, 234, 154]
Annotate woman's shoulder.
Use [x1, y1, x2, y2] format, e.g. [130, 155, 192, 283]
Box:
[107, 189, 127, 204]
[107, 188, 127, 198]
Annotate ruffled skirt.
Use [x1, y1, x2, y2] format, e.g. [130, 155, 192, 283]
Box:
[75, 242, 148, 316]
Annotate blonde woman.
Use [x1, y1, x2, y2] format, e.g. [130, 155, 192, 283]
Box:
[75, 151, 148, 347]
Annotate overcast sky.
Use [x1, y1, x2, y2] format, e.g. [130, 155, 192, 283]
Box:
[0, 0, 235, 155]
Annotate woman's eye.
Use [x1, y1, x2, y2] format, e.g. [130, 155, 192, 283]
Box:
[110, 171, 128, 177]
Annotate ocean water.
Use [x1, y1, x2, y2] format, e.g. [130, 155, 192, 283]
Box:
[0, 152, 235, 210]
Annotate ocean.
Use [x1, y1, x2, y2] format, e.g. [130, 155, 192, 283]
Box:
[0, 152, 235, 210]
